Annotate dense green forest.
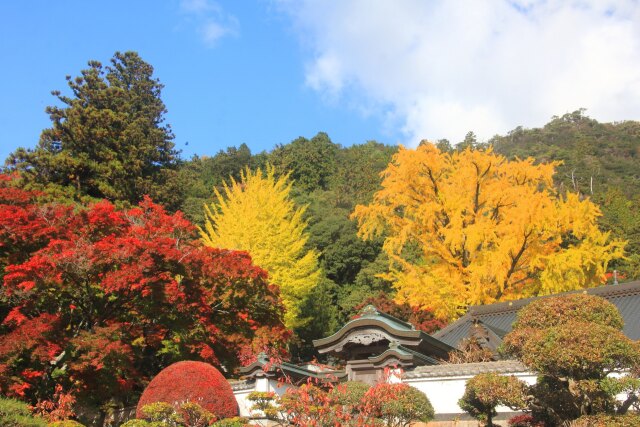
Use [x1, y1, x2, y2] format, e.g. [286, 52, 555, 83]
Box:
[3, 53, 639, 362]
[168, 111, 640, 355]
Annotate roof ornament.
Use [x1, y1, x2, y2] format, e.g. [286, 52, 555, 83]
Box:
[361, 305, 378, 317]
[389, 340, 400, 349]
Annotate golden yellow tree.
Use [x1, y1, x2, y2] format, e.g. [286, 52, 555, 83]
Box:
[199, 165, 321, 328]
[352, 143, 625, 320]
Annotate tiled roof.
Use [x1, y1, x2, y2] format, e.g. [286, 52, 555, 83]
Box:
[404, 360, 528, 379]
[434, 280, 640, 349]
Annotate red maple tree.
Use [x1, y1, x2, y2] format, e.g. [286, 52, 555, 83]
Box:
[0, 174, 289, 408]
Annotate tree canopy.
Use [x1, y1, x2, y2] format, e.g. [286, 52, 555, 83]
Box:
[269, 132, 339, 193]
[199, 166, 321, 328]
[5, 51, 181, 208]
[352, 143, 626, 319]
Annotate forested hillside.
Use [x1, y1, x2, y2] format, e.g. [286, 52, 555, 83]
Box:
[169, 110, 640, 355]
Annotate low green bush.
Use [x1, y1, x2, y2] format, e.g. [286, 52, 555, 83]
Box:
[210, 417, 250, 427]
[0, 397, 48, 427]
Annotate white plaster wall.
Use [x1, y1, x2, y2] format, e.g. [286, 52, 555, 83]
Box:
[234, 389, 254, 417]
[403, 372, 537, 415]
[234, 370, 634, 419]
[234, 378, 292, 417]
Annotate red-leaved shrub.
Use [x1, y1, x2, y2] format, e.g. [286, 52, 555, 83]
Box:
[508, 414, 543, 426]
[136, 361, 237, 420]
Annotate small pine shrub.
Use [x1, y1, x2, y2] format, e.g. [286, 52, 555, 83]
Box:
[141, 402, 179, 425]
[210, 417, 250, 427]
[0, 397, 48, 427]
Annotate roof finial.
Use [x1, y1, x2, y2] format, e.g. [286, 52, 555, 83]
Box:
[361, 305, 378, 317]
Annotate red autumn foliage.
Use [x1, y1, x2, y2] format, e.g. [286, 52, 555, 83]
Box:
[136, 361, 237, 419]
[0, 174, 289, 407]
[508, 414, 544, 427]
[353, 293, 446, 333]
[32, 383, 76, 422]
[266, 381, 434, 426]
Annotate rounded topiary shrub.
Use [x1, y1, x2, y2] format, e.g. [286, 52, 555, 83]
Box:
[136, 361, 238, 420]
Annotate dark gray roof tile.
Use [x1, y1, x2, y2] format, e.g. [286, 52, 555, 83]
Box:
[404, 360, 527, 378]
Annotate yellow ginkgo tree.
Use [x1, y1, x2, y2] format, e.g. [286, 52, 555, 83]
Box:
[199, 165, 321, 328]
[352, 143, 626, 320]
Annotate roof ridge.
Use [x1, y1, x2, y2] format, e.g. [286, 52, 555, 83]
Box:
[359, 305, 416, 330]
[468, 280, 640, 316]
[404, 359, 528, 379]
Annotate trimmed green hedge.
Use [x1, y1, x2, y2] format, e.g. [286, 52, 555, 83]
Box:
[0, 398, 47, 427]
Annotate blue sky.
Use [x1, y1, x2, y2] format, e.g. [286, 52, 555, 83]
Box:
[0, 1, 389, 162]
[2, 1, 639, 163]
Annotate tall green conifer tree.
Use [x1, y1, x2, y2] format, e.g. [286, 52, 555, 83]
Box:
[6, 51, 181, 208]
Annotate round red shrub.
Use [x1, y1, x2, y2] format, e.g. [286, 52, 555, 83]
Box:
[136, 361, 237, 419]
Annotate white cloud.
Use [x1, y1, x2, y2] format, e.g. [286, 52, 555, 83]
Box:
[278, 0, 640, 145]
[180, 0, 238, 47]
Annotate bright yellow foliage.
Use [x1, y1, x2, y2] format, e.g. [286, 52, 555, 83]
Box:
[199, 166, 321, 328]
[352, 143, 626, 320]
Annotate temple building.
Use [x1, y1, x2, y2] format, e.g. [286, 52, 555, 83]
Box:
[232, 279, 640, 424]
